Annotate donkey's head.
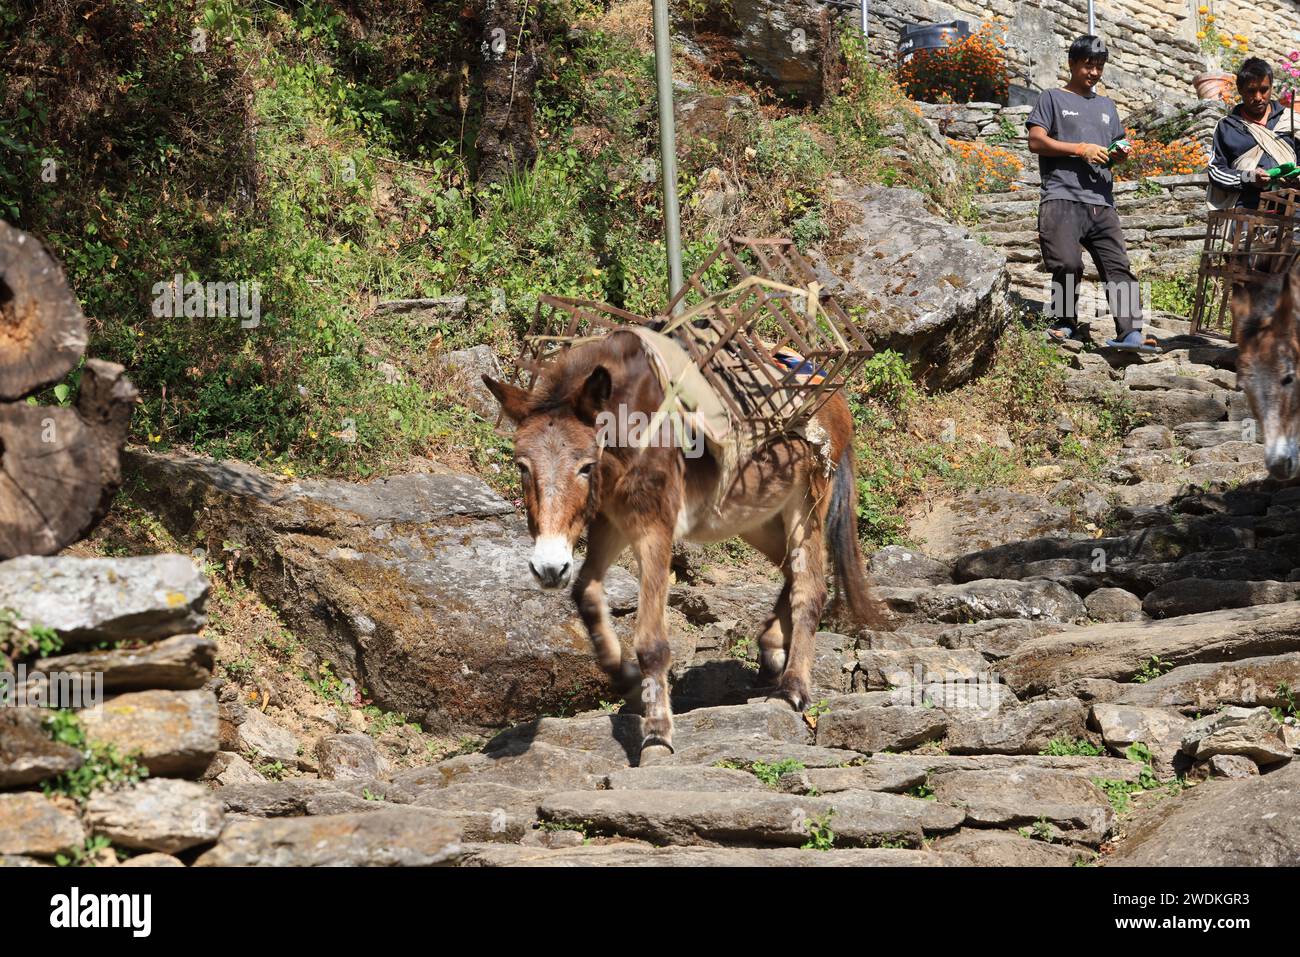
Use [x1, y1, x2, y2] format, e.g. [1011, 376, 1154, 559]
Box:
[483, 366, 611, 590]
[1234, 265, 1300, 480]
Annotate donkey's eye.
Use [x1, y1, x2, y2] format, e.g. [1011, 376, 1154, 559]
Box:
[1283, 373, 1296, 387]
[577, 462, 595, 478]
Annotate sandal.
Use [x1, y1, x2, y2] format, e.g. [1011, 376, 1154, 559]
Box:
[1046, 322, 1077, 343]
[1103, 331, 1161, 354]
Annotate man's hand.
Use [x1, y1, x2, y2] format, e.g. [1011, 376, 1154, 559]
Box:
[1248, 167, 1272, 187]
[1078, 143, 1111, 165]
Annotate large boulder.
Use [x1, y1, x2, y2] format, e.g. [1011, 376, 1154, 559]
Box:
[810, 182, 1009, 389]
[679, 0, 844, 106]
[1106, 761, 1300, 866]
[1000, 602, 1300, 697]
[125, 450, 639, 732]
[0, 554, 208, 644]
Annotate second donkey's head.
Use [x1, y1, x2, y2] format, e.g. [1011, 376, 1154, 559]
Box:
[1234, 263, 1300, 480]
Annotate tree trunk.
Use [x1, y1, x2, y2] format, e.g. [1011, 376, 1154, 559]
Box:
[474, 0, 542, 187]
[0, 222, 88, 401]
[0, 222, 137, 558]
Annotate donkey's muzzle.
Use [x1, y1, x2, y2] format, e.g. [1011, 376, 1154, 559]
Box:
[1266, 448, 1300, 481]
[530, 558, 572, 589]
[529, 535, 574, 589]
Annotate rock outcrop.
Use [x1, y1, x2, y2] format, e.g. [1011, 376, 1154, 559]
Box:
[810, 182, 1010, 389]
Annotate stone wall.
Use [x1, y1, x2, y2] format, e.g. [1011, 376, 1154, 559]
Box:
[861, 0, 1300, 115]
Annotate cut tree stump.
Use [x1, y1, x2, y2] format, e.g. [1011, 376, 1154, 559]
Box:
[0, 222, 137, 558]
[0, 221, 87, 401]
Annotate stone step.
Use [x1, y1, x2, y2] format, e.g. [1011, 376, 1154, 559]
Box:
[537, 787, 965, 848]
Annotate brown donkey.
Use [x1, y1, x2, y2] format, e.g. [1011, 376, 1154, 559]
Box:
[484, 329, 883, 763]
[1234, 256, 1300, 480]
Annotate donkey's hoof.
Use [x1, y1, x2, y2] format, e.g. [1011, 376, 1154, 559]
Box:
[768, 677, 810, 713]
[638, 743, 674, 767]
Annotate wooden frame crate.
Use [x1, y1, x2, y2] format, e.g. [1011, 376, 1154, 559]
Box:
[502, 236, 875, 440]
[659, 237, 874, 436]
[1190, 197, 1300, 340]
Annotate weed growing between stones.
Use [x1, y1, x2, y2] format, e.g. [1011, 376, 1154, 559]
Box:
[1018, 816, 1057, 843]
[1132, 655, 1174, 684]
[1270, 682, 1298, 723]
[0, 607, 61, 673]
[55, 834, 121, 869]
[749, 759, 806, 787]
[801, 810, 836, 850]
[1039, 737, 1106, 757]
[41, 711, 148, 804]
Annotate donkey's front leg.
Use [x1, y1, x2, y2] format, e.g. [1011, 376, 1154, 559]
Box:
[630, 527, 676, 764]
[572, 515, 640, 696]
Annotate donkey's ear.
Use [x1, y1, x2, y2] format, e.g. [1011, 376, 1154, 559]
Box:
[1231, 282, 1261, 334]
[482, 375, 531, 423]
[573, 366, 612, 425]
[1281, 268, 1300, 328]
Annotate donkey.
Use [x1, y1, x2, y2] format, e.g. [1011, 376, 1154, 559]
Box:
[1233, 256, 1300, 480]
[484, 328, 883, 763]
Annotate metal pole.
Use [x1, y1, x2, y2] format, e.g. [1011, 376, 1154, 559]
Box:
[653, 0, 684, 311]
[861, 0, 869, 39]
[1088, 0, 1096, 35]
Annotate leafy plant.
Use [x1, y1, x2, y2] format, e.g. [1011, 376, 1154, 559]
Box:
[906, 780, 935, 801]
[0, 607, 62, 672]
[41, 711, 148, 803]
[1133, 655, 1173, 684]
[55, 834, 118, 868]
[801, 810, 836, 850]
[1039, 737, 1105, 757]
[750, 759, 806, 788]
[1017, 816, 1057, 843]
[1270, 681, 1298, 723]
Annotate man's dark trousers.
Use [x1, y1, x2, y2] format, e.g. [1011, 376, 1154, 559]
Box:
[1038, 198, 1142, 337]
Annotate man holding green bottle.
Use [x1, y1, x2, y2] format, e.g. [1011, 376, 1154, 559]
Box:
[1207, 57, 1299, 211]
[1026, 35, 1157, 353]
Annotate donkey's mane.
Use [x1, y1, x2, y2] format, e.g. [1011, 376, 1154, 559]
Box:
[526, 331, 638, 417]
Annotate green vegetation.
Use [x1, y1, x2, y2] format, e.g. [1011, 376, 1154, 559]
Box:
[1093, 741, 1165, 815]
[801, 810, 837, 850]
[0, 607, 62, 672]
[1017, 816, 1057, 844]
[1039, 737, 1105, 757]
[1133, 655, 1174, 684]
[253, 758, 288, 781]
[56, 834, 120, 869]
[1270, 682, 1298, 724]
[1148, 272, 1197, 317]
[905, 780, 935, 800]
[41, 711, 148, 803]
[750, 759, 806, 787]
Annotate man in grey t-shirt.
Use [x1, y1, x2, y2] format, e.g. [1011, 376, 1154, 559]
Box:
[1027, 36, 1157, 352]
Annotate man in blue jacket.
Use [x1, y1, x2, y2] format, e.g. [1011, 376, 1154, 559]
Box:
[1207, 58, 1298, 210]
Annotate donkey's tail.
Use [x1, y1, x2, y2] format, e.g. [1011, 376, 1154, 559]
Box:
[826, 447, 888, 630]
